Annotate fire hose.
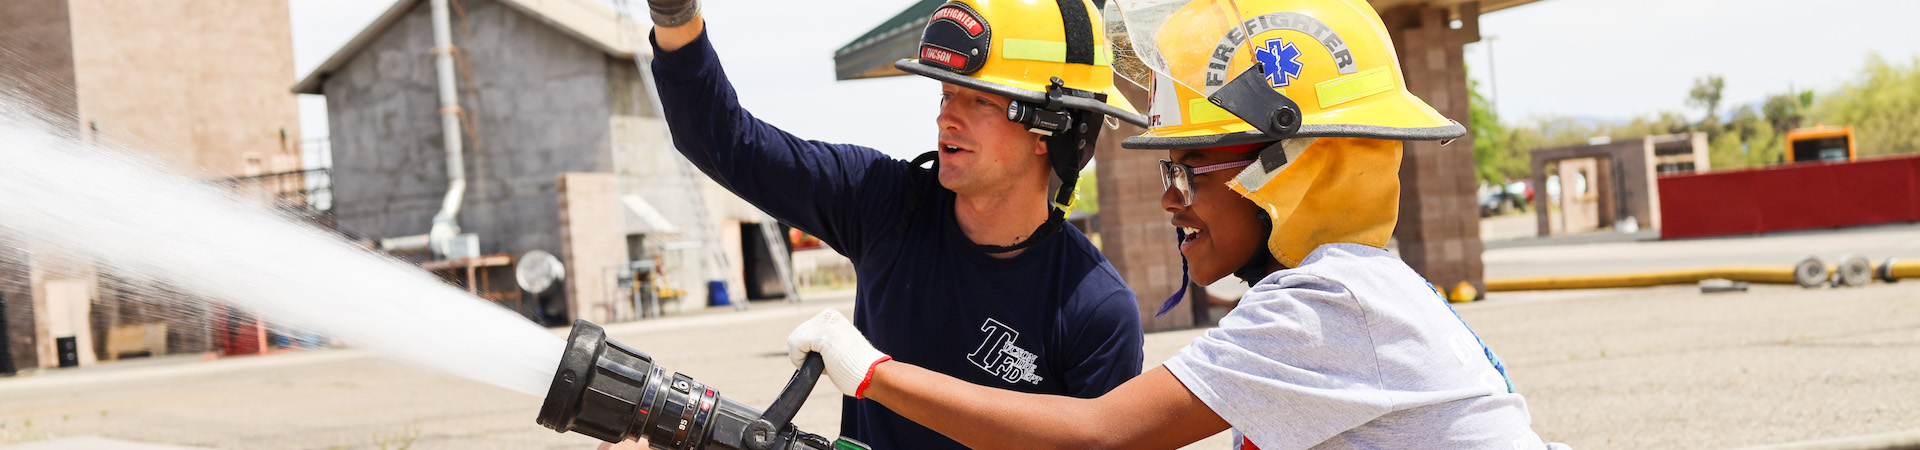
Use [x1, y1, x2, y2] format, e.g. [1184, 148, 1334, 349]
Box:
[1483, 255, 1918, 294]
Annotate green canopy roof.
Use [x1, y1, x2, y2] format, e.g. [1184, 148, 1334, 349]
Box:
[833, 0, 941, 80]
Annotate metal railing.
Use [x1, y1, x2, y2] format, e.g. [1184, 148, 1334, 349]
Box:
[211, 168, 334, 229]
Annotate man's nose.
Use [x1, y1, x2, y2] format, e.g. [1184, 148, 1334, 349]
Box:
[936, 99, 964, 131]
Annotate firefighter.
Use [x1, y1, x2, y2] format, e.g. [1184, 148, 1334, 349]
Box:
[641, 0, 1150, 448]
[787, 0, 1566, 447]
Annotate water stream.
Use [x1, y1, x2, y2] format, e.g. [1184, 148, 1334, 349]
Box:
[0, 99, 563, 397]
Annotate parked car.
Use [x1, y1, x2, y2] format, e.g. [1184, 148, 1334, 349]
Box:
[1479, 181, 1531, 217]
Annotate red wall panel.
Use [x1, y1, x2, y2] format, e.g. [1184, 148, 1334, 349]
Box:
[1658, 155, 1920, 239]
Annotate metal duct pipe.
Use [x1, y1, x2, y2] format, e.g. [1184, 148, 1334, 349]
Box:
[427, 0, 466, 257]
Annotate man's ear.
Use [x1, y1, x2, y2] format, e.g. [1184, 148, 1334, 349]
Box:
[1033, 134, 1049, 157]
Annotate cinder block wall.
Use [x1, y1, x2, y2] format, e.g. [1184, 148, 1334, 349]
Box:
[1096, 81, 1192, 331]
[0, 0, 302, 368]
[0, 0, 77, 372]
[0, 0, 79, 124]
[323, 0, 617, 309]
[1381, 3, 1486, 295]
[66, 0, 302, 177]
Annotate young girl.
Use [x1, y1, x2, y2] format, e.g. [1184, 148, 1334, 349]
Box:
[787, 0, 1565, 447]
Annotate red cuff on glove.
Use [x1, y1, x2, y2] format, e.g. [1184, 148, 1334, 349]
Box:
[853, 356, 893, 399]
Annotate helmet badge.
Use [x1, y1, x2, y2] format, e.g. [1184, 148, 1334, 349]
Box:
[920, 2, 993, 75]
[1253, 38, 1303, 88]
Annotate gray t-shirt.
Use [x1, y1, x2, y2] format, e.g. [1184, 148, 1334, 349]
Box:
[1164, 244, 1556, 449]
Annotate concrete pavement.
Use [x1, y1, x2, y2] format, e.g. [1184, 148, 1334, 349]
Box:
[3, 222, 1919, 449]
[0, 293, 1230, 450]
[1484, 220, 1920, 280]
[1466, 282, 1920, 448]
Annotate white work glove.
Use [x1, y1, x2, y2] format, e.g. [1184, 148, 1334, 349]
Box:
[787, 309, 890, 398]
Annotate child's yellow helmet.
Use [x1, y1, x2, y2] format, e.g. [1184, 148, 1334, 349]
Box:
[1121, 0, 1464, 149]
[1112, 0, 1467, 290]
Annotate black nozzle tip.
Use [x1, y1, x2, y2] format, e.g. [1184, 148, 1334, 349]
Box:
[537, 320, 605, 432]
[536, 320, 659, 444]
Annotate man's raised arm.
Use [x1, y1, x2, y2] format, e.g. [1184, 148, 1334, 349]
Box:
[646, 5, 909, 259]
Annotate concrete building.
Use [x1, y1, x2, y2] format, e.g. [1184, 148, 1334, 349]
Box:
[294, 0, 787, 326]
[1529, 133, 1710, 236]
[836, 0, 1542, 328]
[0, 0, 304, 370]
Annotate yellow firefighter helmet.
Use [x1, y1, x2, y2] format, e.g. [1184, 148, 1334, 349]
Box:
[1121, 0, 1463, 149]
[1112, 0, 1465, 270]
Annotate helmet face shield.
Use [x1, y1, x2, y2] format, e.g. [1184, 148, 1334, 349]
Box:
[1104, 0, 1251, 96]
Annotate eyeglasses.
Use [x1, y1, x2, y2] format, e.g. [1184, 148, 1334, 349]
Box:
[1159, 158, 1256, 207]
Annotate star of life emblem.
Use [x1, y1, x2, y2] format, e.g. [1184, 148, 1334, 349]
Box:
[1254, 38, 1304, 88]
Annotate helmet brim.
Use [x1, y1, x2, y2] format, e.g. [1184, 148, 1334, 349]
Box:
[1121, 122, 1465, 149]
[1121, 88, 1468, 149]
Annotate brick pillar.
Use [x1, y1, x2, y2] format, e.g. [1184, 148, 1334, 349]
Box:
[1380, 3, 1486, 296]
[1095, 81, 1192, 331]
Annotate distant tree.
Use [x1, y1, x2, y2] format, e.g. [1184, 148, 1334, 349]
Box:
[1762, 90, 1809, 133]
[1744, 121, 1783, 167]
[1075, 164, 1099, 216]
[1505, 127, 1545, 165]
[1729, 105, 1764, 142]
[1468, 76, 1526, 184]
[1701, 105, 1782, 169]
[1810, 53, 1920, 157]
[1687, 75, 1726, 132]
[1707, 131, 1747, 170]
[1620, 111, 1695, 138]
[1655, 111, 1695, 135]
[1526, 116, 1605, 148]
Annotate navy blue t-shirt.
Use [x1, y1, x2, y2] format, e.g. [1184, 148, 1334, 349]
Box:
[651, 31, 1144, 449]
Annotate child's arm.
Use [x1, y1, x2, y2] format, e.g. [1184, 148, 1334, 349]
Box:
[867, 363, 1228, 450]
[790, 309, 1229, 449]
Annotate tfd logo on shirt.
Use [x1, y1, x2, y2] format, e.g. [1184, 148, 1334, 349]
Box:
[966, 318, 1043, 384]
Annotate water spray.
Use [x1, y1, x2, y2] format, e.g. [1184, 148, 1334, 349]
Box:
[538, 321, 867, 450]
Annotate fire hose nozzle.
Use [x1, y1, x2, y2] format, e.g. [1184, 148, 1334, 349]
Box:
[537, 320, 653, 442]
[537, 320, 866, 450]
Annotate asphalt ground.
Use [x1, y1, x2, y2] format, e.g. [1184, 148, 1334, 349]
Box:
[2, 222, 1918, 449]
[1481, 218, 1920, 280]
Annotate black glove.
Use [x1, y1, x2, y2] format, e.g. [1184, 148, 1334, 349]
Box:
[649, 0, 699, 27]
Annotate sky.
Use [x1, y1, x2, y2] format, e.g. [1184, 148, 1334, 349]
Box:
[288, 0, 1920, 162]
[1464, 0, 1920, 124]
